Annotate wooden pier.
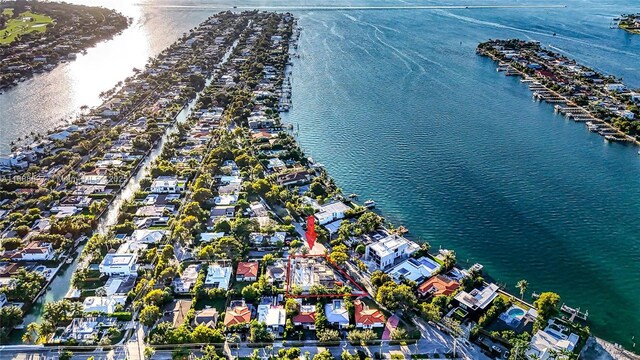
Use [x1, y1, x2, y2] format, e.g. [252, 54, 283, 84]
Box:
[561, 303, 589, 322]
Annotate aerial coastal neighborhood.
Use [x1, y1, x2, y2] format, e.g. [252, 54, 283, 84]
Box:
[0, 1, 129, 92]
[0, 8, 633, 360]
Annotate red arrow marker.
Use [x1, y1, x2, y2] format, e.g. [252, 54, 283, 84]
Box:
[305, 215, 316, 249]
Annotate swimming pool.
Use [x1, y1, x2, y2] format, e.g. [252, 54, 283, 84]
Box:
[506, 306, 526, 320]
[499, 305, 527, 326]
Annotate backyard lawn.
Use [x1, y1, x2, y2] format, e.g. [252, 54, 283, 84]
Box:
[194, 297, 227, 312]
[1, 9, 54, 45]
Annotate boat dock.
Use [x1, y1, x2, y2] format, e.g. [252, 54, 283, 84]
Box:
[278, 77, 292, 112]
[561, 303, 589, 322]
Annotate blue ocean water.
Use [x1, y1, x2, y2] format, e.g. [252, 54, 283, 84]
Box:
[1, 0, 639, 349]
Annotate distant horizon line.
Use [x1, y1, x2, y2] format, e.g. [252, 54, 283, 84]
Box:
[140, 4, 568, 11]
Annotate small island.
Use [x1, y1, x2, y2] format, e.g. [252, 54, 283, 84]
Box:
[0, 1, 130, 92]
[478, 39, 640, 143]
[617, 13, 640, 34]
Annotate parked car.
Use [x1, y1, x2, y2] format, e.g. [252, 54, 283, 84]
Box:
[491, 345, 502, 355]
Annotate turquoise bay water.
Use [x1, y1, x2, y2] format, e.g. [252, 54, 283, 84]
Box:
[281, 0, 640, 348]
[1, 0, 640, 350]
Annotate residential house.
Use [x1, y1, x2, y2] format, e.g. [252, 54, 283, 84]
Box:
[249, 202, 268, 217]
[250, 232, 286, 246]
[364, 234, 420, 270]
[135, 205, 174, 217]
[386, 257, 441, 284]
[265, 261, 287, 284]
[174, 264, 201, 293]
[163, 300, 193, 328]
[454, 283, 499, 313]
[605, 83, 625, 92]
[325, 299, 350, 328]
[61, 316, 117, 343]
[50, 206, 81, 218]
[82, 295, 127, 314]
[134, 216, 169, 229]
[102, 276, 136, 296]
[0, 263, 20, 278]
[131, 229, 167, 244]
[526, 320, 580, 360]
[204, 264, 232, 290]
[292, 304, 316, 329]
[13, 241, 54, 261]
[275, 169, 312, 186]
[236, 262, 259, 282]
[214, 194, 238, 206]
[417, 275, 460, 298]
[314, 201, 350, 225]
[150, 176, 185, 193]
[257, 304, 286, 337]
[99, 253, 138, 276]
[200, 232, 225, 243]
[290, 257, 336, 291]
[224, 300, 252, 328]
[194, 308, 219, 328]
[354, 300, 385, 329]
[32, 218, 52, 233]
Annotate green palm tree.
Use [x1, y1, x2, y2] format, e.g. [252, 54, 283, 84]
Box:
[22, 322, 39, 344]
[442, 250, 456, 270]
[516, 279, 529, 300]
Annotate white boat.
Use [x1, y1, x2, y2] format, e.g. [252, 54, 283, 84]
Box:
[364, 200, 376, 208]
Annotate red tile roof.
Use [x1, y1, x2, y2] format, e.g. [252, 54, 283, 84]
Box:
[236, 262, 259, 278]
[417, 275, 460, 297]
[354, 300, 385, 326]
[223, 306, 251, 327]
[292, 309, 316, 324]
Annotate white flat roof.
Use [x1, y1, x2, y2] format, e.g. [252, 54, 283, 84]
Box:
[386, 257, 440, 282]
[369, 234, 419, 257]
[454, 283, 499, 310]
[101, 253, 136, 266]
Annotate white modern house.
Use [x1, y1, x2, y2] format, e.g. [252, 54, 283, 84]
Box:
[131, 229, 167, 244]
[82, 295, 127, 314]
[257, 305, 286, 336]
[150, 176, 185, 193]
[204, 264, 232, 290]
[526, 320, 580, 360]
[314, 201, 350, 225]
[364, 234, 420, 270]
[325, 299, 350, 328]
[99, 253, 138, 276]
[454, 283, 499, 313]
[386, 257, 441, 283]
